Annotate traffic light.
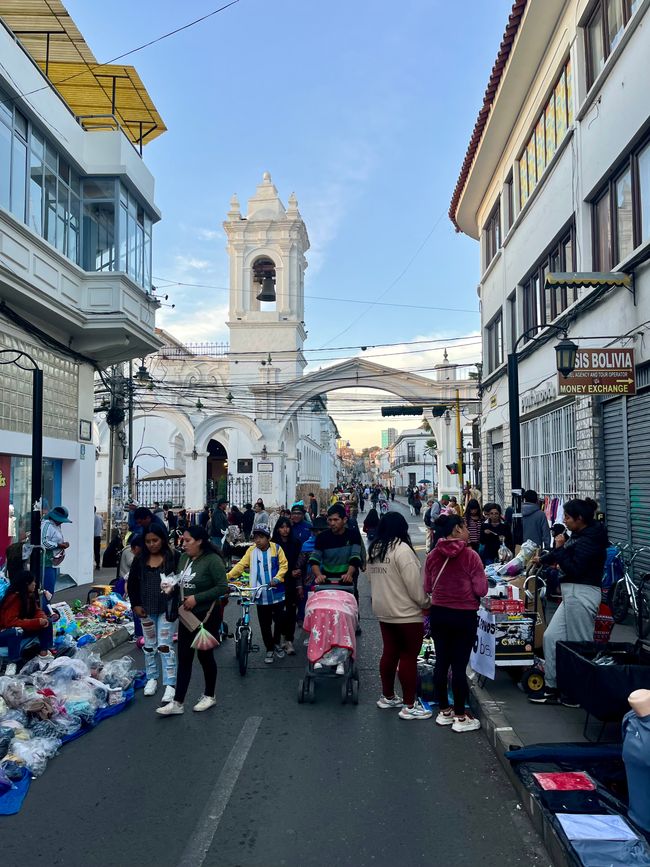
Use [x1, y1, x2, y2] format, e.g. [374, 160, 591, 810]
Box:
[446, 462, 458, 475]
[381, 406, 423, 417]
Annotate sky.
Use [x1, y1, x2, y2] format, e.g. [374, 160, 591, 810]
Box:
[66, 0, 513, 447]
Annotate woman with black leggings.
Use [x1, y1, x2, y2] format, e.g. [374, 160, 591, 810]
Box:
[423, 513, 487, 733]
[157, 526, 228, 717]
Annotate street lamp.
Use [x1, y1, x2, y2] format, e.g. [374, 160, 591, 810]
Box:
[0, 350, 43, 578]
[507, 325, 577, 535]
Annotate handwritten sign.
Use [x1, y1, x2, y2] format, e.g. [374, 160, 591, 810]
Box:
[470, 609, 496, 679]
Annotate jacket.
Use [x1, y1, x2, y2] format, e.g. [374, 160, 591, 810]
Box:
[366, 541, 430, 624]
[540, 522, 608, 588]
[209, 508, 229, 541]
[0, 592, 47, 632]
[522, 503, 551, 548]
[177, 551, 228, 617]
[424, 538, 487, 610]
[227, 542, 288, 605]
[242, 508, 255, 538]
[479, 520, 513, 561]
[128, 548, 180, 611]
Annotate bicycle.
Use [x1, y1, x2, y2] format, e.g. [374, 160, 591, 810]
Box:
[227, 582, 269, 676]
[609, 544, 650, 638]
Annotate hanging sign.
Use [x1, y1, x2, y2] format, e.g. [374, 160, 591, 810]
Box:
[470, 609, 496, 679]
[558, 348, 636, 395]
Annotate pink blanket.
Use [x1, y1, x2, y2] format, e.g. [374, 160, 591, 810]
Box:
[303, 589, 359, 662]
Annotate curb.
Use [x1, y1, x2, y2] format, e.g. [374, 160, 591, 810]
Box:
[468, 675, 572, 867]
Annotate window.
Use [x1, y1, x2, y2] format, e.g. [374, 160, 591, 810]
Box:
[521, 404, 577, 500]
[484, 200, 501, 266]
[522, 226, 576, 337]
[407, 443, 416, 463]
[585, 0, 641, 89]
[486, 311, 503, 373]
[504, 172, 515, 233]
[518, 60, 573, 210]
[508, 292, 517, 352]
[592, 134, 650, 269]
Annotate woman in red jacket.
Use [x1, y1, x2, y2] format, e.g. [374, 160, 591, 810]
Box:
[0, 571, 51, 675]
[424, 514, 487, 733]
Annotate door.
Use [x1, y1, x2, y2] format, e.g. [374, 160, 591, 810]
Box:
[492, 444, 504, 507]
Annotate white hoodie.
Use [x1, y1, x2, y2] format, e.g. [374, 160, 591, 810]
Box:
[366, 540, 430, 624]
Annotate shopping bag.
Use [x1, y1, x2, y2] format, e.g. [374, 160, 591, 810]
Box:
[191, 623, 219, 651]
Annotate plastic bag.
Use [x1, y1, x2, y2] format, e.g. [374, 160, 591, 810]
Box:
[0, 763, 12, 796]
[102, 656, 136, 690]
[10, 736, 61, 777]
[0, 726, 13, 760]
[49, 714, 82, 738]
[159, 572, 179, 595]
[0, 709, 28, 727]
[1, 680, 27, 709]
[1, 760, 24, 781]
[498, 537, 513, 563]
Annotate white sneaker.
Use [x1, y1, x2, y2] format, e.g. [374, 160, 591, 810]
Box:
[274, 645, 286, 659]
[435, 709, 455, 726]
[303, 637, 310, 647]
[264, 651, 275, 664]
[313, 661, 323, 670]
[143, 679, 158, 697]
[284, 641, 296, 655]
[452, 714, 481, 733]
[193, 695, 217, 712]
[161, 685, 175, 704]
[156, 700, 184, 716]
[335, 662, 345, 676]
[4, 663, 17, 677]
[376, 694, 404, 709]
[398, 700, 433, 721]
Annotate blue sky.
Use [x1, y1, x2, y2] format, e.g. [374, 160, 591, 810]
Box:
[66, 0, 512, 444]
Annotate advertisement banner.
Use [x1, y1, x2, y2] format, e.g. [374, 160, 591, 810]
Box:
[470, 609, 496, 680]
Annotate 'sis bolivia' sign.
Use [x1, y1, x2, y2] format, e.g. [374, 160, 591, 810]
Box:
[558, 348, 636, 395]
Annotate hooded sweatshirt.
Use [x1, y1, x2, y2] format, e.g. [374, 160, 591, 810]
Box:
[522, 502, 551, 548]
[366, 540, 431, 624]
[424, 538, 488, 610]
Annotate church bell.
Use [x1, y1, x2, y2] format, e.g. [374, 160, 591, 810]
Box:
[256, 275, 276, 302]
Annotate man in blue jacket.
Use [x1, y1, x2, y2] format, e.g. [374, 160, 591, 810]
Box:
[521, 490, 551, 549]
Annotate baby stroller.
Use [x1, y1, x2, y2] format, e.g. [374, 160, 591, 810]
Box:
[298, 584, 359, 705]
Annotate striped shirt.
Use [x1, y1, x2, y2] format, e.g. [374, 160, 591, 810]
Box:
[309, 529, 362, 580]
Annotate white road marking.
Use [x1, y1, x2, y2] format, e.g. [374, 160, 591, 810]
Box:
[177, 715, 262, 867]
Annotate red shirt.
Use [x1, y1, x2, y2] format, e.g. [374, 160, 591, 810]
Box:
[0, 592, 46, 632]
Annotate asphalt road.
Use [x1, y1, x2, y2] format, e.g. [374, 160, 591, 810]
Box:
[2, 501, 550, 867]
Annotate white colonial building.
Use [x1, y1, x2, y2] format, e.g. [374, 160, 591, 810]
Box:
[451, 0, 650, 571]
[0, 2, 163, 584]
[390, 429, 437, 495]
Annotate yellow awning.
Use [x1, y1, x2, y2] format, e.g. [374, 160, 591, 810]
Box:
[1, 1, 166, 146]
[545, 272, 632, 289]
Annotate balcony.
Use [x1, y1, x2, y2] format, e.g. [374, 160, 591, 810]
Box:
[0, 207, 161, 365]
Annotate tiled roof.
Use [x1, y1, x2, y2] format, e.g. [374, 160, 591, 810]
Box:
[449, 0, 528, 232]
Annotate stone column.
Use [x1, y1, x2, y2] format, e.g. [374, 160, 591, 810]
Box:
[184, 451, 208, 510]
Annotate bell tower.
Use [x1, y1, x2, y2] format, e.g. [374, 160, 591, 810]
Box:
[224, 173, 309, 382]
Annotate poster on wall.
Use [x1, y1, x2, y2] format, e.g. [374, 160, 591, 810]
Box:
[470, 609, 496, 680]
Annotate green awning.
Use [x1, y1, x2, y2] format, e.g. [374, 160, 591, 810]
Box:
[545, 272, 632, 289]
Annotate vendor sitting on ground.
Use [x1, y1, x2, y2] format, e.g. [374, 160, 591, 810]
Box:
[0, 570, 51, 675]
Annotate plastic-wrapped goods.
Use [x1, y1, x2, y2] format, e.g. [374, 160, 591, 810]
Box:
[0, 763, 12, 796]
[48, 714, 82, 738]
[10, 736, 61, 777]
[64, 702, 95, 726]
[0, 709, 28, 727]
[28, 720, 61, 739]
[1, 678, 27, 709]
[102, 656, 136, 690]
[497, 537, 514, 563]
[1, 760, 24, 781]
[0, 726, 13, 760]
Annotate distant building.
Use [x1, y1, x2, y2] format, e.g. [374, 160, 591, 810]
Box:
[381, 428, 397, 448]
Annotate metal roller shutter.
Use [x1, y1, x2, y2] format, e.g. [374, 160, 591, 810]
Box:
[602, 398, 629, 546]
[626, 392, 650, 577]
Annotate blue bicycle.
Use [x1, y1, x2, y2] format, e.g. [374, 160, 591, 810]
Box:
[227, 583, 269, 676]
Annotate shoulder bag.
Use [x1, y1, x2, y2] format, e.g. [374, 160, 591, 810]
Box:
[430, 557, 450, 597]
[177, 576, 216, 636]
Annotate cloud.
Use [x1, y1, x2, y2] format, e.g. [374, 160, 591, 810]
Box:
[157, 301, 230, 343]
[196, 228, 222, 241]
[174, 254, 211, 271]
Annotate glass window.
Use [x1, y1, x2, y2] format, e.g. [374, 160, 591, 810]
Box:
[594, 190, 612, 270]
[527, 137, 536, 194]
[545, 97, 556, 164]
[10, 136, 27, 221]
[639, 142, 650, 242]
[0, 118, 11, 210]
[519, 156, 529, 208]
[587, 7, 605, 86]
[0, 87, 11, 126]
[127, 212, 137, 279]
[45, 140, 57, 171]
[14, 109, 27, 141]
[56, 181, 68, 254]
[536, 119, 545, 181]
[118, 202, 128, 271]
[543, 264, 552, 324]
[607, 0, 625, 51]
[83, 202, 116, 272]
[68, 192, 80, 264]
[82, 178, 115, 199]
[615, 167, 633, 262]
[43, 164, 57, 246]
[630, 0, 641, 13]
[555, 72, 567, 145]
[29, 143, 44, 235]
[566, 59, 574, 126]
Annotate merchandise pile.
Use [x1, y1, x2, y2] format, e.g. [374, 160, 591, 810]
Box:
[0, 652, 142, 814]
[51, 595, 133, 650]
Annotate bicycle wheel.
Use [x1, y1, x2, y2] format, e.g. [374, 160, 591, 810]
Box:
[638, 590, 650, 639]
[238, 626, 250, 676]
[611, 581, 631, 623]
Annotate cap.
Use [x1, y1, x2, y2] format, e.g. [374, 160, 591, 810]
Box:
[252, 524, 271, 537]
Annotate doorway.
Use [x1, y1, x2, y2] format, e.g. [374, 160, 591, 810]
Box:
[206, 439, 228, 503]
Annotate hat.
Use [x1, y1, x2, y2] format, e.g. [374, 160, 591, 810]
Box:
[290, 504, 306, 514]
[312, 516, 328, 531]
[47, 506, 72, 524]
[252, 524, 271, 537]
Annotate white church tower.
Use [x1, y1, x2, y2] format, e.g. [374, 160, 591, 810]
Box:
[224, 173, 309, 383]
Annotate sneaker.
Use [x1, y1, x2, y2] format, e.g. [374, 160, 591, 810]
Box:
[4, 663, 17, 677]
[335, 662, 345, 676]
[376, 694, 404, 709]
[143, 679, 158, 697]
[161, 685, 175, 704]
[399, 700, 433, 721]
[528, 690, 561, 705]
[303, 637, 310, 647]
[560, 696, 580, 708]
[264, 651, 275, 664]
[193, 695, 217, 712]
[156, 701, 184, 716]
[284, 641, 296, 655]
[274, 645, 286, 659]
[452, 714, 481, 732]
[435, 708, 455, 726]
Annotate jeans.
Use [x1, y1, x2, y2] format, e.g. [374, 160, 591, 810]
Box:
[174, 607, 221, 703]
[379, 621, 424, 706]
[257, 603, 283, 651]
[429, 606, 478, 715]
[0, 627, 50, 661]
[94, 536, 101, 568]
[543, 583, 601, 689]
[141, 613, 176, 686]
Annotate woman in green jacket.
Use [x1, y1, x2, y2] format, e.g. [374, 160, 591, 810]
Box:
[157, 526, 228, 716]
